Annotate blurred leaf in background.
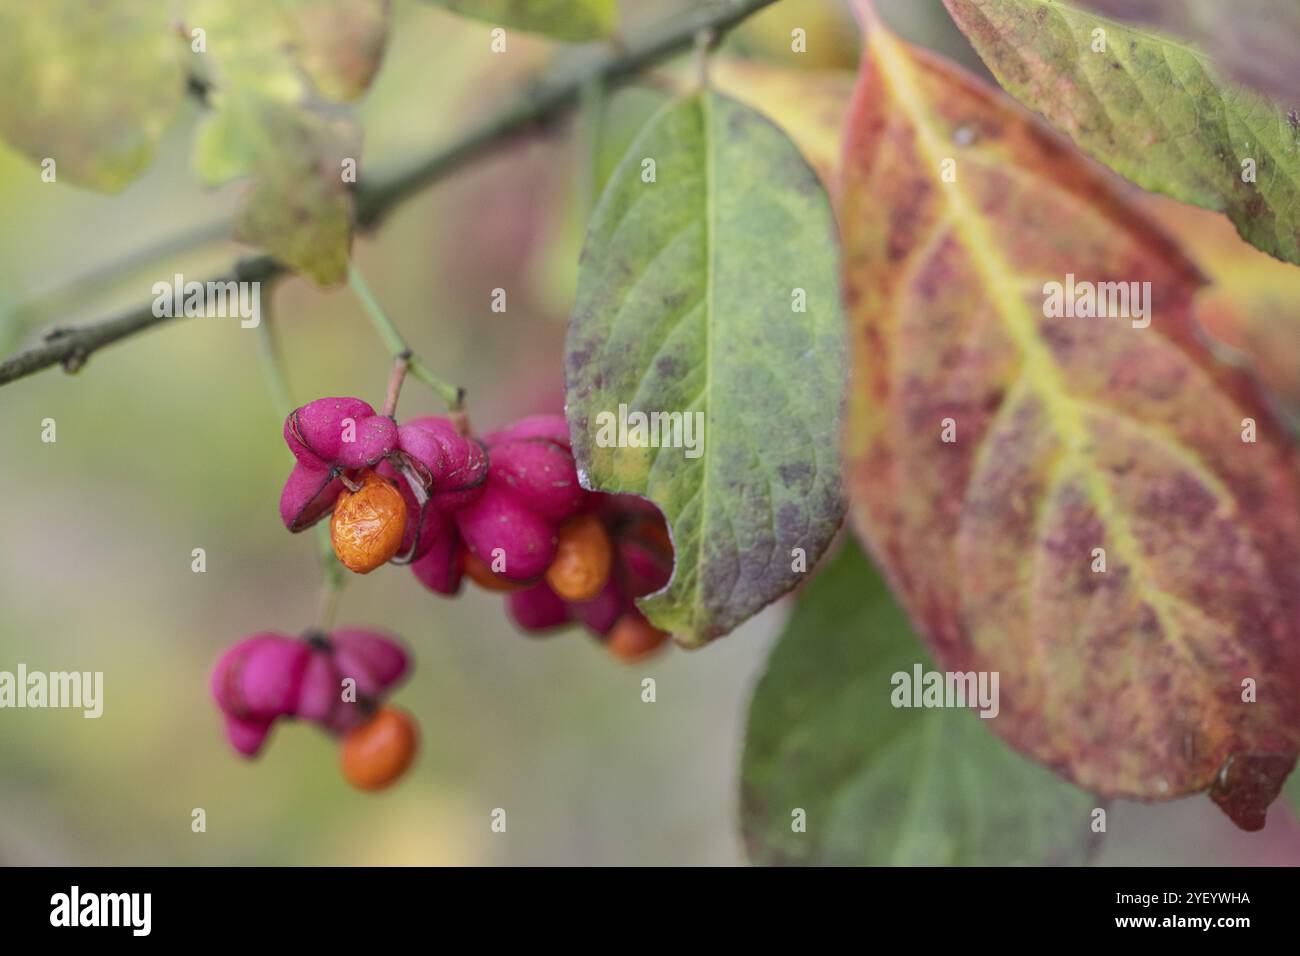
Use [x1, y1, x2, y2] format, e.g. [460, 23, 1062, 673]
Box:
[742, 540, 1104, 866]
[184, 0, 393, 283]
[423, 0, 618, 42]
[193, 94, 359, 284]
[0, 1, 184, 191]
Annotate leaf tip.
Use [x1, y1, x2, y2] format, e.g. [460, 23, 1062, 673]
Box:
[1208, 751, 1296, 832]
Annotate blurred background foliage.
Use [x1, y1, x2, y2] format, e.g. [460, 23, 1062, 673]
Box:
[0, 0, 1297, 864]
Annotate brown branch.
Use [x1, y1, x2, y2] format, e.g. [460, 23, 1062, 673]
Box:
[0, 0, 779, 388]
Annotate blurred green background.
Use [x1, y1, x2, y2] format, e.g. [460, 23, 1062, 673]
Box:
[1, 0, 1297, 865]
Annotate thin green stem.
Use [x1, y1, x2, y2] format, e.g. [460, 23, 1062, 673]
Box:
[257, 312, 294, 422]
[314, 522, 345, 632]
[347, 264, 404, 356]
[347, 264, 464, 411]
[258, 296, 348, 626]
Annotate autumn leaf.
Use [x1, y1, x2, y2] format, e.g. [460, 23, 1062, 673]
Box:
[567, 91, 846, 646]
[425, 0, 616, 42]
[0, 1, 183, 192]
[194, 93, 359, 285]
[742, 540, 1103, 866]
[841, 4, 1300, 829]
[943, 0, 1300, 266]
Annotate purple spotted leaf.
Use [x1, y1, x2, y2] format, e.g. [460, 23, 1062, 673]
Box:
[566, 91, 847, 646]
[841, 4, 1300, 829]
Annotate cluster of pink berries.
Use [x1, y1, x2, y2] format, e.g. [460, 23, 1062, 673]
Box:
[211, 629, 416, 789]
[212, 396, 675, 789]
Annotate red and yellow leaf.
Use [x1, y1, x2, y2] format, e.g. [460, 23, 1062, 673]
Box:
[841, 4, 1300, 829]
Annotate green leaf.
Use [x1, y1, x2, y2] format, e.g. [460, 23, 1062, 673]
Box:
[183, 0, 389, 284]
[185, 0, 304, 101]
[1076, 0, 1300, 104]
[943, 0, 1300, 265]
[185, 0, 390, 103]
[0, 1, 183, 192]
[678, 58, 857, 194]
[741, 540, 1104, 866]
[566, 91, 846, 646]
[194, 93, 358, 285]
[425, 0, 616, 42]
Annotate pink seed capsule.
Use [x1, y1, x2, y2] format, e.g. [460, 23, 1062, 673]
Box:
[454, 483, 558, 582]
[280, 462, 345, 532]
[617, 528, 674, 598]
[397, 417, 490, 512]
[410, 530, 465, 595]
[295, 629, 410, 733]
[212, 628, 410, 758]
[487, 437, 585, 522]
[294, 647, 342, 727]
[336, 415, 399, 470]
[210, 633, 308, 719]
[223, 713, 274, 757]
[507, 582, 571, 633]
[569, 575, 625, 637]
[484, 413, 571, 448]
[285, 397, 377, 464]
[330, 629, 410, 694]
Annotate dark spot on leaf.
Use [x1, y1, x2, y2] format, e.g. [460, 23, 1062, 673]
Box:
[778, 461, 812, 488]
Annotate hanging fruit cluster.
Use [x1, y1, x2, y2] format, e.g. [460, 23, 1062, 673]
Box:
[211, 628, 416, 791]
[212, 395, 675, 790]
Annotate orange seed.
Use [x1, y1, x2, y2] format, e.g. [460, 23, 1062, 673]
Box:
[545, 513, 613, 601]
[330, 471, 407, 574]
[606, 613, 670, 662]
[340, 707, 418, 791]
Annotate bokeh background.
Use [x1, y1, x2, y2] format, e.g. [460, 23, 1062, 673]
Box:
[1, 0, 1298, 865]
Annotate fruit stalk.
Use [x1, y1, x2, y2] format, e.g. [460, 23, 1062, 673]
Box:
[347, 264, 464, 412]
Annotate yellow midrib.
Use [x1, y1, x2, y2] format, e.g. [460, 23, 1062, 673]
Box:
[867, 26, 1202, 661]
